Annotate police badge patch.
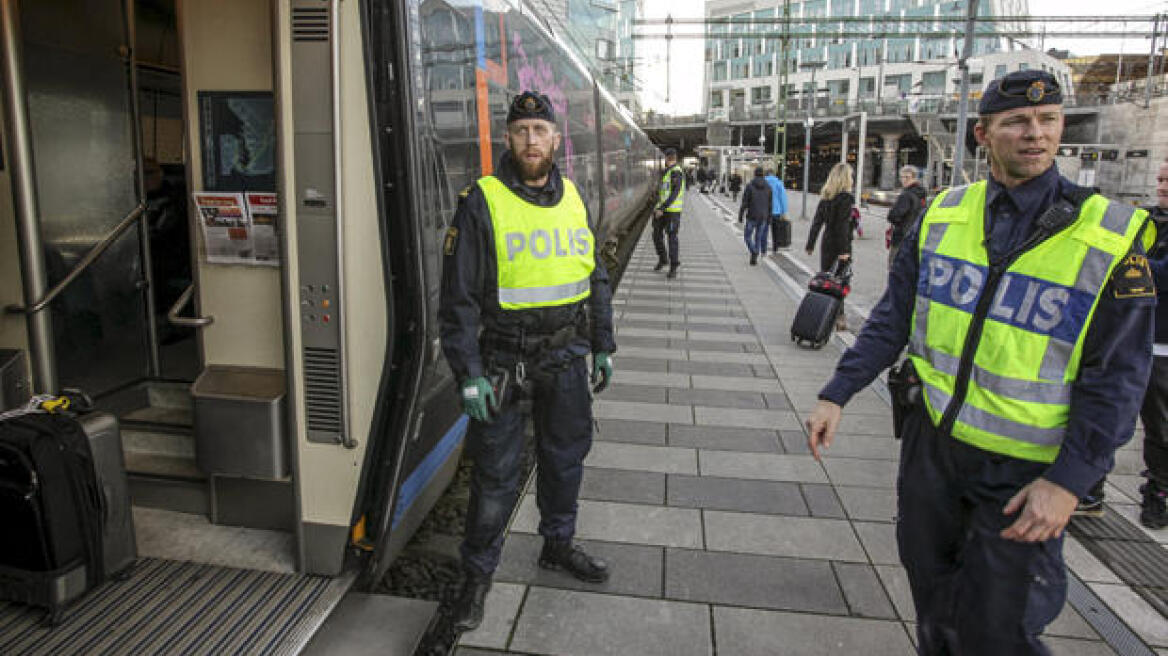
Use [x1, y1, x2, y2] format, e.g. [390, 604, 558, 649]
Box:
[444, 226, 459, 256]
[1026, 80, 1046, 103]
[1113, 253, 1156, 298]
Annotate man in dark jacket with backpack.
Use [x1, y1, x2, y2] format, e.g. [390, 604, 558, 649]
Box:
[885, 165, 927, 265]
[739, 167, 772, 265]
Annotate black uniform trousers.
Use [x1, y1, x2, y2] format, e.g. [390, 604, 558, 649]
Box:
[897, 407, 1066, 656]
[652, 211, 681, 266]
[1140, 355, 1168, 485]
[460, 357, 593, 578]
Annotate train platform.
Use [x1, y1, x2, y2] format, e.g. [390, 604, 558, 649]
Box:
[454, 190, 1168, 656]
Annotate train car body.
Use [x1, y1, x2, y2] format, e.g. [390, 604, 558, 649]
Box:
[0, 0, 657, 650]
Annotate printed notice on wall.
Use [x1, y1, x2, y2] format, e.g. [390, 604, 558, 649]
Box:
[245, 192, 280, 265]
[193, 192, 253, 265]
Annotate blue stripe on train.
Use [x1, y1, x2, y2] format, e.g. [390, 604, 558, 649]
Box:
[391, 415, 469, 529]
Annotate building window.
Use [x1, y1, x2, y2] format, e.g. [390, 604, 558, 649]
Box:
[859, 76, 876, 98]
[710, 90, 724, 108]
[753, 57, 774, 77]
[732, 59, 751, 79]
[995, 64, 1007, 79]
[1019, 63, 1029, 71]
[713, 62, 728, 81]
[922, 71, 946, 94]
[751, 86, 772, 104]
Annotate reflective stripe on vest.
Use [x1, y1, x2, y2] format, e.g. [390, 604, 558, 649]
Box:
[907, 180, 1148, 463]
[659, 165, 685, 212]
[478, 176, 595, 309]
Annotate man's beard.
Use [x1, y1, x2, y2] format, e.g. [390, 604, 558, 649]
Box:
[516, 150, 555, 183]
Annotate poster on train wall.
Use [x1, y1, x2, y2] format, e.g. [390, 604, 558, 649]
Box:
[245, 192, 280, 265]
[193, 192, 254, 265]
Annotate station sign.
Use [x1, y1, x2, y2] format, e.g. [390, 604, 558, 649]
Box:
[1126, 149, 1149, 159]
[1057, 146, 1079, 157]
[1100, 150, 1119, 161]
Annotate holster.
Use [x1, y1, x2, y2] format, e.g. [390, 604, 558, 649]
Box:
[887, 359, 922, 440]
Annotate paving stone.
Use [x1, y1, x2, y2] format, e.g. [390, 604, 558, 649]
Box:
[595, 419, 667, 445]
[668, 425, 781, 453]
[509, 587, 712, 656]
[875, 565, 915, 621]
[801, 483, 847, 519]
[585, 441, 698, 475]
[854, 521, 900, 565]
[700, 450, 828, 483]
[680, 322, 742, 333]
[459, 582, 526, 650]
[754, 363, 780, 377]
[513, 497, 703, 549]
[743, 342, 764, 353]
[695, 406, 802, 431]
[580, 467, 666, 505]
[808, 434, 901, 460]
[665, 549, 847, 613]
[823, 457, 899, 489]
[617, 345, 688, 361]
[667, 475, 808, 515]
[780, 430, 811, 454]
[689, 351, 770, 365]
[833, 562, 898, 619]
[668, 360, 758, 377]
[594, 399, 693, 424]
[704, 511, 867, 561]
[602, 383, 668, 403]
[683, 329, 758, 343]
[1037, 639, 1116, 656]
[1062, 537, 1122, 584]
[613, 369, 691, 388]
[1045, 603, 1101, 640]
[668, 387, 767, 409]
[616, 356, 669, 373]
[836, 486, 898, 522]
[617, 335, 673, 349]
[1089, 582, 1168, 647]
[495, 534, 663, 598]
[670, 339, 746, 352]
[689, 375, 783, 393]
[713, 606, 916, 656]
[835, 412, 896, 436]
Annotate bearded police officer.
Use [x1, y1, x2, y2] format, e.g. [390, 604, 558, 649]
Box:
[807, 70, 1155, 654]
[654, 148, 685, 278]
[438, 91, 616, 633]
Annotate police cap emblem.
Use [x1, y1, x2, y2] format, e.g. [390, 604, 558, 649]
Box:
[1026, 80, 1046, 104]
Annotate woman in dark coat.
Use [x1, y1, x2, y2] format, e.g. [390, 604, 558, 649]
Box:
[805, 162, 855, 272]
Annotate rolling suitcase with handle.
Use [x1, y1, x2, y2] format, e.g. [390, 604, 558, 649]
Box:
[790, 290, 841, 349]
[77, 411, 136, 579]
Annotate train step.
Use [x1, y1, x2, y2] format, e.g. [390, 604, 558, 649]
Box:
[303, 592, 437, 655]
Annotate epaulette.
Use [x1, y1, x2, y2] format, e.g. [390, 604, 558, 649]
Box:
[459, 185, 473, 200]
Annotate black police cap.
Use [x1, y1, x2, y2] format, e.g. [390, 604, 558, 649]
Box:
[507, 91, 556, 124]
[979, 70, 1063, 116]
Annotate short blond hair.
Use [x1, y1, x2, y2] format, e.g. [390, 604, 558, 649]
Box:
[821, 163, 853, 201]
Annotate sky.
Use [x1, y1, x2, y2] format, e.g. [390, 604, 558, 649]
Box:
[636, 0, 1168, 115]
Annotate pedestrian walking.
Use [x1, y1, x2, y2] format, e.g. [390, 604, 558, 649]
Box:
[886, 165, 927, 265]
[738, 167, 772, 265]
[806, 70, 1155, 655]
[805, 163, 855, 329]
[729, 171, 742, 203]
[438, 91, 616, 633]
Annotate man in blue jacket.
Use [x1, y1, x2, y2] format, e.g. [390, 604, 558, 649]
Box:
[764, 166, 790, 251]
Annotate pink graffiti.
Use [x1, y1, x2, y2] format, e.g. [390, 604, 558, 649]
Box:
[512, 31, 575, 177]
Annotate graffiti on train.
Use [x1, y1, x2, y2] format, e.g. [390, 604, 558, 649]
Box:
[512, 32, 575, 177]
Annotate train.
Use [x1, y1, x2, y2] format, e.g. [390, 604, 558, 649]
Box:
[0, 0, 659, 650]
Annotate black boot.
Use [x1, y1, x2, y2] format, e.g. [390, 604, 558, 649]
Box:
[667, 264, 679, 279]
[654, 259, 667, 271]
[449, 574, 492, 632]
[750, 252, 758, 266]
[539, 540, 610, 583]
[1140, 475, 1168, 529]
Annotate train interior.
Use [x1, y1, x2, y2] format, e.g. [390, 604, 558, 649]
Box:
[0, 0, 659, 651]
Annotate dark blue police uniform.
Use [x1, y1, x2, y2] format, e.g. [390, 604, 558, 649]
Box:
[820, 164, 1155, 654]
[439, 151, 616, 578]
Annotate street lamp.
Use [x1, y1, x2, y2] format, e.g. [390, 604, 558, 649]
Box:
[800, 60, 826, 221]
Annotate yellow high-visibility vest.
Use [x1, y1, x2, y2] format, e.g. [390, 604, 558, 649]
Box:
[478, 176, 594, 309]
[909, 180, 1148, 462]
[659, 165, 685, 212]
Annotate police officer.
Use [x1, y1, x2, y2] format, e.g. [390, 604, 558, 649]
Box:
[806, 70, 1155, 655]
[654, 148, 685, 278]
[438, 91, 616, 633]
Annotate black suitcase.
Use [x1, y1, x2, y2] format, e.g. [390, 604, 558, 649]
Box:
[774, 218, 791, 248]
[0, 409, 130, 622]
[791, 290, 841, 349]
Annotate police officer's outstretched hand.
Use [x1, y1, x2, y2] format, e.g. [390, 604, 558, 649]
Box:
[462, 376, 495, 422]
[1000, 478, 1079, 543]
[591, 352, 613, 394]
[806, 400, 842, 461]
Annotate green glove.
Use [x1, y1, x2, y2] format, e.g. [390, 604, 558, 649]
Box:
[591, 352, 613, 394]
[461, 376, 496, 422]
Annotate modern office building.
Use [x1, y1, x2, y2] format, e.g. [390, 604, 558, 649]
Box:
[703, 0, 1072, 120]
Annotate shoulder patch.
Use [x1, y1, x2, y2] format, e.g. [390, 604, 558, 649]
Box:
[459, 185, 473, 199]
[443, 226, 459, 256]
[1112, 253, 1156, 299]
